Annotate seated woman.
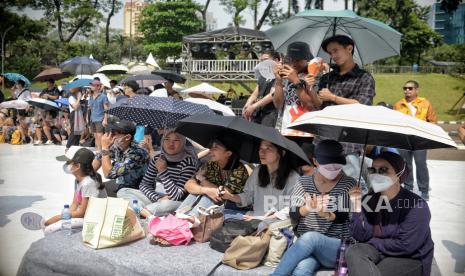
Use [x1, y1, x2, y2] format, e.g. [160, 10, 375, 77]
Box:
[221, 139, 300, 217]
[272, 139, 357, 276]
[117, 129, 198, 217]
[345, 151, 433, 276]
[176, 136, 249, 217]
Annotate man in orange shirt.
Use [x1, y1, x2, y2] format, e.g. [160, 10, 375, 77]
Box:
[394, 80, 436, 200]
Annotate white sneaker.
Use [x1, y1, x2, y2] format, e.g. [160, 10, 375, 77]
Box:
[45, 140, 54, 145]
[33, 140, 42, 146]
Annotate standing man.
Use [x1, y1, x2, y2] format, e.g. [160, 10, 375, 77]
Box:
[394, 80, 436, 200]
[88, 79, 109, 153]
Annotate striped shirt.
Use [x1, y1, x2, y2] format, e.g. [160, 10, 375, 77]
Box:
[139, 154, 198, 202]
[290, 173, 357, 239]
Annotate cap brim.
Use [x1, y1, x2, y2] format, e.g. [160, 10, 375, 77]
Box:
[56, 155, 71, 162]
[316, 155, 346, 165]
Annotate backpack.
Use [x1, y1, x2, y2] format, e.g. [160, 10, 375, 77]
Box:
[10, 129, 22, 145]
[209, 219, 261, 253]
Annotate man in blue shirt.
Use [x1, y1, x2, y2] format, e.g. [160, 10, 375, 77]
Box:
[88, 80, 109, 153]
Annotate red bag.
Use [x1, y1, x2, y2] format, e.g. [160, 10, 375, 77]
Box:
[148, 214, 193, 246]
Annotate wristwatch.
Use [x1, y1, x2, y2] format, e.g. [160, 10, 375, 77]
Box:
[290, 79, 306, 90]
[101, 149, 111, 156]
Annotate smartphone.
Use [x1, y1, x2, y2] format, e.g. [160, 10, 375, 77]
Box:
[279, 56, 291, 77]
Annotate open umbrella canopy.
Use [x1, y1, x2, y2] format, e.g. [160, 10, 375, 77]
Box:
[119, 74, 166, 88]
[289, 104, 457, 150]
[128, 63, 155, 75]
[96, 64, 128, 75]
[176, 114, 310, 166]
[151, 70, 186, 84]
[33, 67, 70, 82]
[184, 98, 235, 116]
[265, 9, 402, 65]
[27, 98, 61, 111]
[64, 79, 92, 90]
[182, 83, 226, 94]
[107, 95, 215, 129]
[60, 56, 102, 75]
[2, 73, 31, 87]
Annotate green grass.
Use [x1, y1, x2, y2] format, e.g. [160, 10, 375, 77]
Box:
[4, 73, 465, 121]
[373, 73, 465, 121]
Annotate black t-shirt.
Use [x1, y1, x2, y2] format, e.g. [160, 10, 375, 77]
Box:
[256, 76, 276, 114]
[40, 87, 61, 98]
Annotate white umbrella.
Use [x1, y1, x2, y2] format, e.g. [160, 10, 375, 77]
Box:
[146, 53, 161, 69]
[182, 82, 226, 94]
[173, 83, 185, 92]
[184, 98, 235, 116]
[92, 73, 111, 88]
[128, 63, 155, 75]
[150, 88, 168, 97]
[96, 64, 128, 74]
[89, 54, 94, 59]
[0, 100, 29, 110]
[289, 104, 457, 150]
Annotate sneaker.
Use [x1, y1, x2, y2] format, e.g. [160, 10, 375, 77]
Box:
[421, 193, 430, 201]
[45, 140, 54, 145]
[33, 140, 42, 146]
[21, 212, 45, 231]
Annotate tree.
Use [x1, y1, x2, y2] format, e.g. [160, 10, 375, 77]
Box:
[247, 0, 277, 30]
[102, 0, 123, 46]
[220, 0, 248, 27]
[196, 0, 212, 31]
[139, 0, 203, 61]
[357, 0, 442, 65]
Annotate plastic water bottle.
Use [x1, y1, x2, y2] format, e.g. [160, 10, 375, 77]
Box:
[61, 204, 72, 235]
[334, 238, 349, 276]
[132, 199, 141, 217]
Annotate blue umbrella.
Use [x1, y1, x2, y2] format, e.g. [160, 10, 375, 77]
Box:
[265, 9, 402, 65]
[63, 78, 93, 90]
[2, 73, 31, 87]
[59, 56, 102, 75]
[107, 95, 215, 129]
[54, 98, 69, 106]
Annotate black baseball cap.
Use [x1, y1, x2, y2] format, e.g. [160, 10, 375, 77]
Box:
[314, 140, 346, 165]
[287, 41, 313, 61]
[56, 146, 95, 164]
[108, 119, 136, 136]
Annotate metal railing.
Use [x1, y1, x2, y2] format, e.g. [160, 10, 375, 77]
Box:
[189, 59, 260, 73]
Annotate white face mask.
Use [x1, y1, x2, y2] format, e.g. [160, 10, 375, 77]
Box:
[369, 174, 394, 193]
[63, 163, 74, 174]
[318, 163, 343, 180]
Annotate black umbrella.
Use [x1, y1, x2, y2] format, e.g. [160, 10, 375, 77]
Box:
[119, 74, 166, 88]
[59, 56, 102, 75]
[151, 70, 186, 84]
[107, 95, 215, 129]
[27, 98, 61, 111]
[176, 114, 310, 166]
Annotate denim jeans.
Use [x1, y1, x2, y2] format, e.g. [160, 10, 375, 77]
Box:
[271, 231, 341, 276]
[400, 149, 429, 194]
[345, 243, 422, 276]
[176, 194, 217, 217]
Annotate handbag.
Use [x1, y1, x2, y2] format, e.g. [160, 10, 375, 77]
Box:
[191, 205, 224, 243]
[82, 197, 145, 249]
[223, 230, 272, 270]
[263, 218, 294, 267]
[209, 219, 261, 253]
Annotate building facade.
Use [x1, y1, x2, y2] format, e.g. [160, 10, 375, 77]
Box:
[429, 2, 465, 44]
[123, 0, 149, 37]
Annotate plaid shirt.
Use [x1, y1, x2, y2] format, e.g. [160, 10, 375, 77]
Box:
[318, 64, 375, 109]
[316, 65, 375, 155]
[96, 142, 149, 190]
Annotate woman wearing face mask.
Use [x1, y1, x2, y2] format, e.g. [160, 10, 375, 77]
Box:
[346, 152, 433, 276]
[21, 147, 107, 234]
[272, 139, 357, 276]
[117, 129, 198, 218]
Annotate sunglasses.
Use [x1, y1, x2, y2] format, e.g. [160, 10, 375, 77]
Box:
[367, 166, 390, 175]
[403, 86, 415, 91]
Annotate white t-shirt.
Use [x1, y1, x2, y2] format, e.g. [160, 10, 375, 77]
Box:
[75, 176, 107, 207]
[68, 92, 81, 113]
[16, 89, 32, 101]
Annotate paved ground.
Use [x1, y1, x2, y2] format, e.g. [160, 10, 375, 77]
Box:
[0, 144, 464, 276]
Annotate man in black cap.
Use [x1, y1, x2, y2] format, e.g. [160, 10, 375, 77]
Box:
[273, 41, 317, 138]
[92, 119, 149, 197]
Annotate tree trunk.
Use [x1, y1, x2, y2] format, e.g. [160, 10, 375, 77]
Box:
[105, 0, 116, 46]
[200, 0, 211, 31]
[287, 0, 291, 18]
[53, 0, 65, 42]
[256, 0, 275, 30]
[345, 0, 348, 9]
